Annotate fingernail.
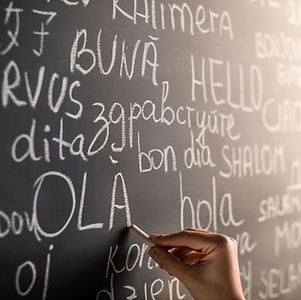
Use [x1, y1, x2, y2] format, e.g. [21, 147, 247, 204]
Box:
[149, 247, 159, 261]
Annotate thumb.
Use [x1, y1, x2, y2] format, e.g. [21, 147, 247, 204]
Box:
[149, 246, 191, 281]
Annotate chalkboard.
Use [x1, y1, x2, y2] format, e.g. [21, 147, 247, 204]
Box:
[1, 0, 301, 299]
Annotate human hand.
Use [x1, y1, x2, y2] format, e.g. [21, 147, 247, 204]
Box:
[149, 229, 245, 300]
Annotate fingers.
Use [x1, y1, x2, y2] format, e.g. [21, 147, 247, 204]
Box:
[150, 230, 216, 253]
[148, 246, 192, 281]
[171, 247, 206, 265]
[171, 246, 193, 260]
[181, 251, 206, 265]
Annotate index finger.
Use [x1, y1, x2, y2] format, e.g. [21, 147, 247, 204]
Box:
[150, 230, 216, 254]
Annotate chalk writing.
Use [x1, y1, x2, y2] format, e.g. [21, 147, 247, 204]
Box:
[258, 262, 301, 299]
[112, 1, 234, 40]
[70, 28, 159, 85]
[0, 2, 23, 55]
[1, 0, 301, 299]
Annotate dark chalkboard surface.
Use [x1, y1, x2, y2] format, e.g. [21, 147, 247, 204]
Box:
[1, 0, 301, 299]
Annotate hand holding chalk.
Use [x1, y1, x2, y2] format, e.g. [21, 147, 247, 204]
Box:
[148, 229, 246, 300]
[128, 224, 155, 247]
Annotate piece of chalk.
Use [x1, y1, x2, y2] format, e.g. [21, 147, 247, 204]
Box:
[128, 224, 155, 247]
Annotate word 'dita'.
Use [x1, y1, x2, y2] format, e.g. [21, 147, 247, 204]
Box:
[0, 171, 132, 241]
